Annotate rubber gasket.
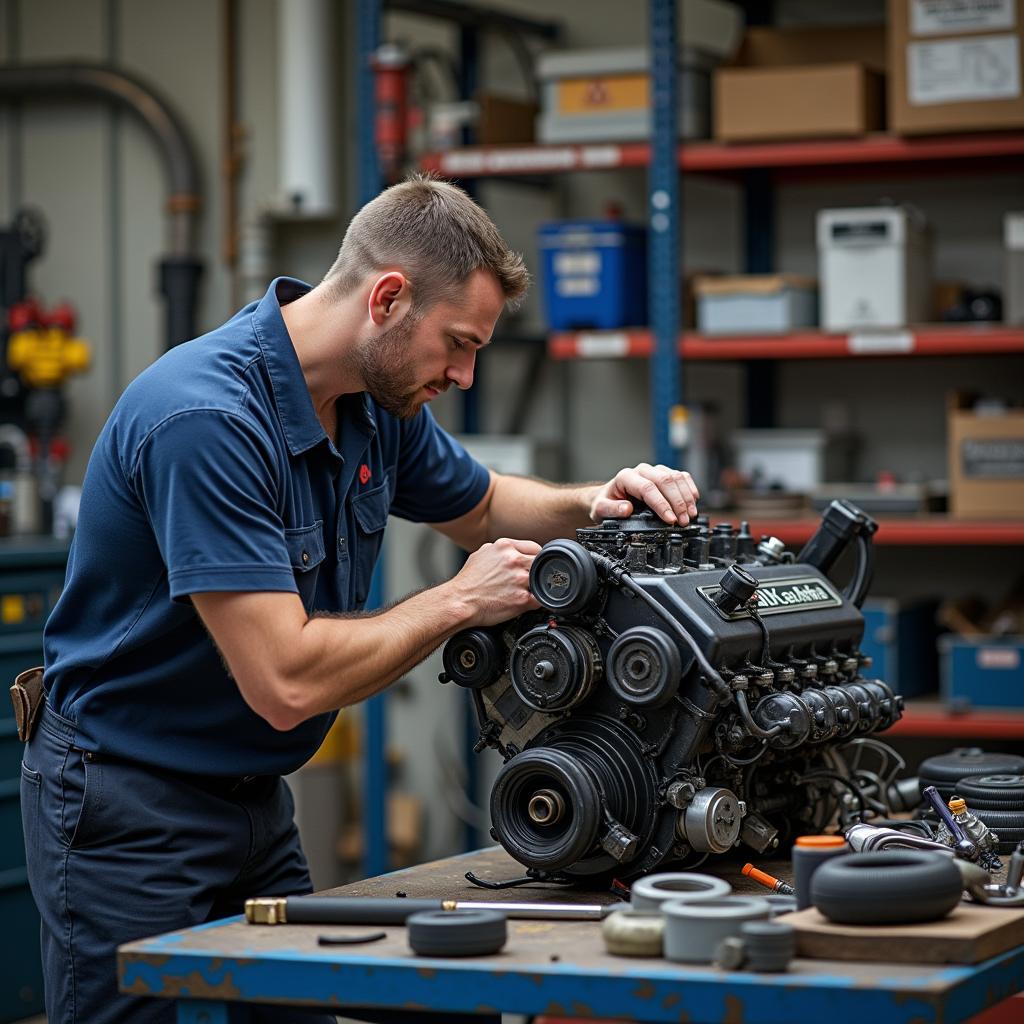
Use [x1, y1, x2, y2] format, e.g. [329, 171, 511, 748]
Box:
[406, 909, 507, 957]
[630, 872, 732, 911]
[810, 851, 963, 925]
[601, 908, 665, 957]
[662, 896, 771, 964]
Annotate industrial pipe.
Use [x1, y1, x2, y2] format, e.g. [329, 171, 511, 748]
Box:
[0, 62, 203, 349]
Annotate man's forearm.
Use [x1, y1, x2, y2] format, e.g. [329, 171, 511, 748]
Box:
[484, 474, 600, 544]
[271, 583, 474, 725]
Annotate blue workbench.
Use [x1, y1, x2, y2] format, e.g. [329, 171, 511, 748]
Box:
[118, 847, 1024, 1023]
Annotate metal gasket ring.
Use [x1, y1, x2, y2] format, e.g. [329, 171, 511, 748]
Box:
[406, 909, 507, 957]
[630, 872, 732, 911]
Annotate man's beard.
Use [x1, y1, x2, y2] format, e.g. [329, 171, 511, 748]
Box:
[356, 311, 446, 420]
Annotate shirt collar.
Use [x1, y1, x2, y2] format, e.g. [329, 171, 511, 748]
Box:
[251, 277, 334, 457]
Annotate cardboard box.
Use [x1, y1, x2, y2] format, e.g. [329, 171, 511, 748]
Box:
[714, 25, 886, 141]
[948, 392, 1024, 518]
[889, 0, 1024, 135]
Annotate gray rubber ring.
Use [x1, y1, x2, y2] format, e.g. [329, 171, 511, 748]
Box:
[630, 872, 732, 911]
[662, 896, 771, 964]
[601, 909, 665, 957]
[741, 920, 795, 972]
[762, 894, 797, 916]
[407, 909, 507, 957]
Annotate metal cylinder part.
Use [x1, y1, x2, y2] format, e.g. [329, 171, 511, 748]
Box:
[663, 896, 771, 964]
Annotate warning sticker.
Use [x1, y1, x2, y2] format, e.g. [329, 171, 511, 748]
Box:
[912, 0, 1016, 36]
[909, 33, 1021, 104]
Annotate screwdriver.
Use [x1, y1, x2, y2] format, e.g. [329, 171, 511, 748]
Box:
[246, 895, 622, 925]
[742, 863, 795, 896]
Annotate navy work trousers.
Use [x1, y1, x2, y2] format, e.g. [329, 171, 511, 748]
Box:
[21, 703, 336, 1024]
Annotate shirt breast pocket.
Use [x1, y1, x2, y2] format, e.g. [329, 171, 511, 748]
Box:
[351, 480, 390, 607]
[284, 521, 325, 612]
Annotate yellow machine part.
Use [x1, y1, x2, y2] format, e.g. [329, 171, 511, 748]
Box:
[8, 326, 91, 389]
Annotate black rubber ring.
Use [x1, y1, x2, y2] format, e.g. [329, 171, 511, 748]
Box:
[810, 851, 963, 925]
[407, 909, 507, 957]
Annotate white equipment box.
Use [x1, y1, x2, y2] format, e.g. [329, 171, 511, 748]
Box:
[816, 206, 931, 332]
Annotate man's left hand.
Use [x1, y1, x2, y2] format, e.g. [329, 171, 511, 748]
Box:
[590, 463, 700, 526]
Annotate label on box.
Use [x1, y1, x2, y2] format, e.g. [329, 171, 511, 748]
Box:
[977, 646, 1021, 670]
[558, 75, 649, 115]
[848, 331, 915, 353]
[961, 437, 1024, 477]
[909, 34, 1021, 104]
[576, 332, 630, 358]
[912, 0, 1016, 36]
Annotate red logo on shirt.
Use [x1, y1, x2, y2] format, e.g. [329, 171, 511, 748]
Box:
[359, 464, 371, 485]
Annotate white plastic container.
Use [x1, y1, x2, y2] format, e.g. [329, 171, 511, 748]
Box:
[732, 430, 827, 493]
[816, 206, 931, 332]
[695, 275, 817, 335]
[1006, 212, 1024, 326]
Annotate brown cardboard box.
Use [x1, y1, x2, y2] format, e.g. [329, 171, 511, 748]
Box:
[889, 0, 1024, 134]
[715, 64, 884, 141]
[948, 393, 1024, 519]
[476, 94, 538, 145]
[714, 25, 886, 142]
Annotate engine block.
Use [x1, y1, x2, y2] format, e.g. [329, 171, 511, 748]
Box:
[440, 500, 905, 882]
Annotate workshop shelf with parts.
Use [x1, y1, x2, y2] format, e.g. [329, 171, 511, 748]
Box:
[2, 0, 1024, 1022]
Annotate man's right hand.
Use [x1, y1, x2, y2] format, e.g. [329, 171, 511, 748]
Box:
[446, 537, 541, 627]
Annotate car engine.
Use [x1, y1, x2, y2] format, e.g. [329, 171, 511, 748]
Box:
[440, 500, 907, 883]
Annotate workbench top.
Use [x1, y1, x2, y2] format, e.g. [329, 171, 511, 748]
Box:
[118, 847, 1024, 1024]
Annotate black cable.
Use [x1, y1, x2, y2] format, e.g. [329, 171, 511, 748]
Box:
[734, 688, 783, 740]
[799, 771, 867, 819]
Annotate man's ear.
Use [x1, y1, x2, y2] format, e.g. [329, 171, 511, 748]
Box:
[368, 272, 410, 326]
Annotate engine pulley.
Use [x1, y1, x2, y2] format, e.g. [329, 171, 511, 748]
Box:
[677, 786, 743, 854]
[441, 628, 505, 690]
[606, 626, 682, 709]
[529, 539, 599, 614]
[509, 625, 600, 712]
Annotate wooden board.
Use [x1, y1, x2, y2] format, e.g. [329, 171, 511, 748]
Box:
[790, 903, 1024, 965]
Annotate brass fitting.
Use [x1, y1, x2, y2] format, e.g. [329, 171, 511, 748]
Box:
[245, 897, 288, 924]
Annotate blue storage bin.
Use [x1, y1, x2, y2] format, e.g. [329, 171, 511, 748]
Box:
[940, 635, 1024, 710]
[859, 598, 938, 698]
[538, 220, 647, 331]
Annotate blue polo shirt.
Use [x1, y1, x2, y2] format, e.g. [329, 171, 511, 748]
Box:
[43, 278, 490, 776]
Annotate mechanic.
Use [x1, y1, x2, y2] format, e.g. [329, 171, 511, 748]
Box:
[17, 176, 699, 1024]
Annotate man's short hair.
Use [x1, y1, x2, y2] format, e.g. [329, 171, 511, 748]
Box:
[322, 174, 529, 310]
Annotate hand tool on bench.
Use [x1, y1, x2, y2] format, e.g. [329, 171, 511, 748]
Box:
[245, 895, 622, 925]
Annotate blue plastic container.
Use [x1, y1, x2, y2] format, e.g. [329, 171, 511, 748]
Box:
[538, 220, 647, 331]
[940, 635, 1024, 710]
[859, 598, 939, 698]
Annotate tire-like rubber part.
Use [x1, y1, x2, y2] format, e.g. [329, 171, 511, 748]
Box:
[970, 807, 1024, 853]
[919, 749, 1024, 785]
[955, 774, 1024, 810]
[407, 909, 507, 957]
[810, 851, 963, 925]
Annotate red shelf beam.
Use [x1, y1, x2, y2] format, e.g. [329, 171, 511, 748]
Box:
[887, 707, 1024, 739]
[420, 132, 1024, 178]
[741, 519, 1024, 546]
[547, 327, 1024, 361]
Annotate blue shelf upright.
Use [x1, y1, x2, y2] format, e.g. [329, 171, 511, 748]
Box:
[357, 0, 389, 881]
[649, 0, 682, 468]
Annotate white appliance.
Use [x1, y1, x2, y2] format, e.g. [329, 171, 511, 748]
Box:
[816, 206, 931, 332]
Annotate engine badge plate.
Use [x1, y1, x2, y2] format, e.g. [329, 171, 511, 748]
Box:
[697, 575, 843, 619]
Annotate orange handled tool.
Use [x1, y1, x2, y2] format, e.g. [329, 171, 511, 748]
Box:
[743, 862, 795, 896]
